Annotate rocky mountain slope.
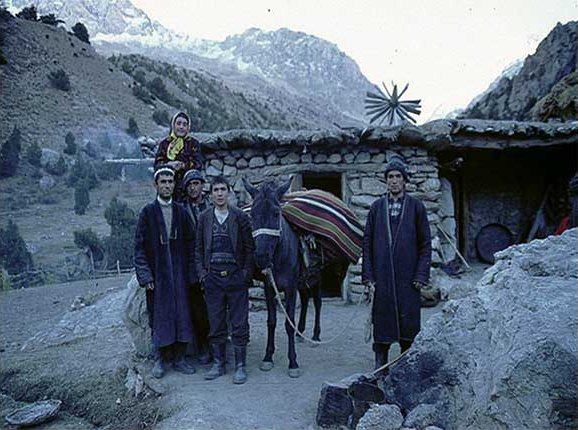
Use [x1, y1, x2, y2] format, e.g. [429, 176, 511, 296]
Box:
[6, 0, 376, 125]
[461, 21, 577, 121]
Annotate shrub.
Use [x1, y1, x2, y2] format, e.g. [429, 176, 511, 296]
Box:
[0, 126, 21, 178]
[48, 69, 71, 91]
[127, 117, 140, 138]
[0, 7, 13, 22]
[73, 228, 104, 262]
[104, 197, 136, 269]
[146, 77, 176, 105]
[95, 160, 121, 181]
[71, 22, 90, 44]
[46, 154, 67, 176]
[16, 6, 37, 21]
[0, 220, 33, 275]
[132, 85, 154, 105]
[39, 14, 63, 26]
[152, 109, 170, 126]
[133, 69, 146, 85]
[26, 141, 42, 167]
[74, 182, 90, 215]
[97, 133, 112, 149]
[64, 132, 77, 155]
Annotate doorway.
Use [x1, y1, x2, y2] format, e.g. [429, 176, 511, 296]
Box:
[300, 172, 344, 298]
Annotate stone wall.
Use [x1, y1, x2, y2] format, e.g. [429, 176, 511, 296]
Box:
[202, 143, 446, 302]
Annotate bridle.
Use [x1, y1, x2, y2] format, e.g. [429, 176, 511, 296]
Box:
[251, 212, 283, 238]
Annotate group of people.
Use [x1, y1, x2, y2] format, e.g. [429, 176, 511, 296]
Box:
[133, 110, 433, 383]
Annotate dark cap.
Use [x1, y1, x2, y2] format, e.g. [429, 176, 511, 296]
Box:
[183, 169, 205, 187]
[384, 155, 409, 181]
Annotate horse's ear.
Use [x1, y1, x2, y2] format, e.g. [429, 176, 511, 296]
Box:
[242, 177, 258, 199]
[276, 176, 293, 201]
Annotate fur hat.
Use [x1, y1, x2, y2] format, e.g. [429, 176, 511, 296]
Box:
[384, 155, 409, 181]
[183, 169, 205, 187]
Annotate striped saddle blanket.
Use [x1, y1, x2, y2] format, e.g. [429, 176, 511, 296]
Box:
[281, 190, 363, 263]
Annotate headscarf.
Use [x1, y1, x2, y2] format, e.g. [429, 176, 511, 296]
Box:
[167, 111, 190, 160]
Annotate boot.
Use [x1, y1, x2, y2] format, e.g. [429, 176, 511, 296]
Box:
[151, 358, 166, 379]
[232, 346, 247, 385]
[173, 343, 196, 374]
[204, 343, 226, 380]
[373, 343, 390, 371]
[197, 343, 212, 365]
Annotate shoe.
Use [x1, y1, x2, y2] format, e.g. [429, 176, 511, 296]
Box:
[205, 343, 226, 380]
[152, 358, 166, 379]
[174, 358, 196, 374]
[232, 346, 247, 385]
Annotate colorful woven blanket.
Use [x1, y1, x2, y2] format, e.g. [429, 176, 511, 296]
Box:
[282, 190, 363, 263]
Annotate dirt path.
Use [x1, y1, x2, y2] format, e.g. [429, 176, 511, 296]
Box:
[153, 301, 442, 430]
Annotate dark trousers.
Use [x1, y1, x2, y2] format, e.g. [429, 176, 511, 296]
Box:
[190, 283, 210, 351]
[204, 271, 249, 346]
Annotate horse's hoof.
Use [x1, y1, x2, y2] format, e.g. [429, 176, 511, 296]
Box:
[260, 361, 274, 371]
[288, 368, 301, 378]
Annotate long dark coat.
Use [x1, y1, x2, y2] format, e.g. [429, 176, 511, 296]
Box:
[134, 200, 197, 348]
[362, 194, 432, 344]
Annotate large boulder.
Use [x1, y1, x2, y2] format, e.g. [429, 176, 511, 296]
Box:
[375, 229, 577, 430]
[123, 275, 151, 357]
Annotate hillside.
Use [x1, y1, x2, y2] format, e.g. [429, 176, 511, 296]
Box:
[460, 21, 577, 121]
[0, 15, 166, 150]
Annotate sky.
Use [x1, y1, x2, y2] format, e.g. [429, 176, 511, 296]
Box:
[131, 0, 577, 122]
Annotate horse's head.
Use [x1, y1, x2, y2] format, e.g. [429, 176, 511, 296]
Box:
[243, 177, 292, 270]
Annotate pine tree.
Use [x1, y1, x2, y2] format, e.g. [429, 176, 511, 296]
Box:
[68, 155, 99, 189]
[0, 220, 33, 275]
[74, 182, 90, 215]
[104, 197, 136, 269]
[0, 126, 21, 178]
[127, 117, 140, 138]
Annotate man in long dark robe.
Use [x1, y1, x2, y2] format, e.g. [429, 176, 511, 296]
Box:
[134, 167, 197, 378]
[362, 156, 432, 370]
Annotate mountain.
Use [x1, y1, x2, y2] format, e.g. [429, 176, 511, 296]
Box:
[460, 21, 577, 121]
[6, 0, 376, 125]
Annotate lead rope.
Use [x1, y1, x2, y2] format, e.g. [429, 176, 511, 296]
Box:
[263, 267, 370, 346]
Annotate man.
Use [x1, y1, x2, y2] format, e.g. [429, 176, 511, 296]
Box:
[182, 169, 212, 364]
[154, 111, 203, 201]
[134, 167, 197, 378]
[195, 176, 255, 384]
[362, 155, 432, 370]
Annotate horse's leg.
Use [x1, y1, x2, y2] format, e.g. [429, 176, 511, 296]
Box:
[312, 281, 322, 342]
[285, 288, 301, 377]
[260, 283, 276, 371]
[296, 288, 309, 342]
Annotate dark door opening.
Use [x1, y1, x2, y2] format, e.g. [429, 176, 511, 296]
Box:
[300, 172, 344, 298]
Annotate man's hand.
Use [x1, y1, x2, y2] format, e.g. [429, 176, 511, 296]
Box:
[363, 281, 375, 304]
[168, 160, 185, 171]
[143, 282, 154, 291]
[413, 281, 437, 300]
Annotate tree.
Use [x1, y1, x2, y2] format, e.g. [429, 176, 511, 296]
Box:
[0, 126, 21, 178]
[104, 197, 137, 269]
[48, 69, 71, 91]
[71, 22, 90, 44]
[73, 228, 104, 263]
[16, 5, 37, 21]
[0, 220, 33, 275]
[152, 109, 170, 127]
[64, 132, 77, 155]
[45, 154, 67, 176]
[74, 182, 90, 215]
[26, 141, 42, 167]
[68, 155, 99, 189]
[39, 14, 63, 26]
[127, 117, 140, 138]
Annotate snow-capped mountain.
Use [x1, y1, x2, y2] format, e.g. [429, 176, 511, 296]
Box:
[7, 0, 376, 124]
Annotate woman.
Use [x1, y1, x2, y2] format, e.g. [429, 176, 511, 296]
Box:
[154, 111, 203, 200]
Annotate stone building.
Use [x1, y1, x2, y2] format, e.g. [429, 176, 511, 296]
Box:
[193, 118, 577, 300]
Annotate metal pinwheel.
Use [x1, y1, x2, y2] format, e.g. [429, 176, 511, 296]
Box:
[365, 82, 422, 126]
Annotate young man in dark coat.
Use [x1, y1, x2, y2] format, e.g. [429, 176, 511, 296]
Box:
[182, 168, 213, 365]
[362, 155, 432, 370]
[195, 175, 255, 384]
[134, 167, 197, 378]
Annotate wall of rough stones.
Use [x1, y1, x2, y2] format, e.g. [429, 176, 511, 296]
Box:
[202, 143, 447, 302]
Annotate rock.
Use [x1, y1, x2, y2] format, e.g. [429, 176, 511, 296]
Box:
[5, 399, 61, 426]
[328, 153, 342, 164]
[39, 175, 55, 190]
[205, 165, 222, 177]
[236, 158, 248, 169]
[403, 403, 446, 429]
[351, 195, 378, 209]
[314, 154, 328, 163]
[344, 153, 355, 163]
[301, 153, 312, 163]
[40, 148, 60, 168]
[210, 159, 224, 170]
[280, 153, 299, 165]
[123, 275, 151, 358]
[249, 157, 266, 168]
[223, 165, 237, 177]
[266, 154, 279, 165]
[125, 367, 145, 397]
[429, 267, 475, 300]
[381, 229, 578, 430]
[360, 178, 386, 196]
[422, 178, 441, 193]
[355, 152, 371, 163]
[357, 404, 404, 430]
[316, 373, 367, 428]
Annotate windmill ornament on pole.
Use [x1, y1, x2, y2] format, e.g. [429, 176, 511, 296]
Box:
[365, 82, 422, 126]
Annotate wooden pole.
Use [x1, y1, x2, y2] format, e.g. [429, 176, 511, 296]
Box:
[437, 224, 471, 270]
[116, 260, 120, 276]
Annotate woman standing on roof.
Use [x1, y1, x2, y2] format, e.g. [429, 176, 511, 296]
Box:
[154, 111, 203, 201]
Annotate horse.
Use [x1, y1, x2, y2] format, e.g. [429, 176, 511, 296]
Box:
[243, 176, 322, 377]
